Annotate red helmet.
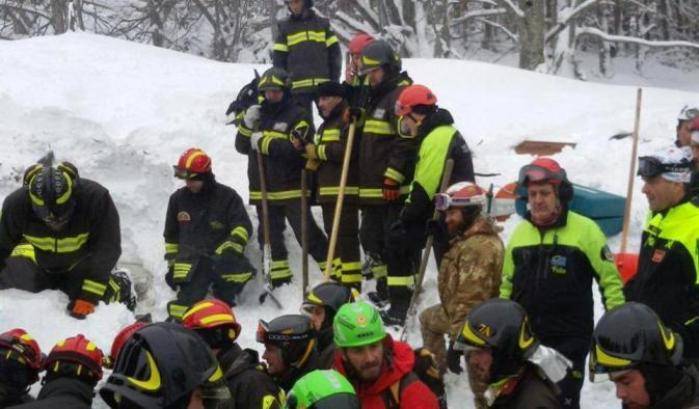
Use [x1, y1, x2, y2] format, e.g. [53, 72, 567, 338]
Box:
[174, 148, 212, 178]
[44, 334, 104, 380]
[435, 182, 487, 211]
[395, 85, 438, 116]
[107, 321, 148, 368]
[348, 33, 375, 55]
[182, 299, 241, 342]
[0, 328, 43, 370]
[518, 157, 567, 186]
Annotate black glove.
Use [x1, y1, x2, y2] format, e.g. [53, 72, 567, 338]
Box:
[164, 265, 177, 291]
[447, 342, 463, 374]
[426, 218, 449, 248]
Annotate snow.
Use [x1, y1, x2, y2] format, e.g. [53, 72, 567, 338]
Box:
[0, 32, 698, 407]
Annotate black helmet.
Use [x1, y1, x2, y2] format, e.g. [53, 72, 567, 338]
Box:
[590, 302, 683, 380]
[303, 282, 356, 327]
[360, 40, 401, 75]
[257, 315, 316, 368]
[258, 67, 290, 92]
[100, 322, 231, 409]
[454, 299, 539, 383]
[26, 163, 78, 226]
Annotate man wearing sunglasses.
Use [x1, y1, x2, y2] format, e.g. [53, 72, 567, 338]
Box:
[590, 302, 699, 409]
[499, 157, 625, 409]
[676, 105, 699, 148]
[164, 148, 255, 321]
[625, 146, 699, 360]
[0, 161, 126, 319]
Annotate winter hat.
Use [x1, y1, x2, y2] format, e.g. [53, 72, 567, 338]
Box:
[643, 146, 693, 183]
[317, 81, 346, 99]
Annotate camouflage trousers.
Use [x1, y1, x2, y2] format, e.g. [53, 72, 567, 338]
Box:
[420, 304, 488, 409]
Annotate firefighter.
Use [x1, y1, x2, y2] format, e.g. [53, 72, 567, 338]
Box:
[590, 302, 699, 409]
[10, 334, 104, 409]
[292, 81, 361, 288]
[454, 299, 570, 409]
[257, 314, 320, 392]
[0, 329, 42, 407]
[625, 146, 699, 359]
[499, 157, 625, 409]
[183, 299, 284, 409]
[383, 84, 476, 325]
[272, 0, 342, 115]
[101, 322, 233, 409]
[287, 370, 360, 409]
[0, 161, 130, 319]
[164, 147, 255, 321]
[301, 281, 357, 368]
[355, 40, 415, 307]
[235, 67, 329, 287]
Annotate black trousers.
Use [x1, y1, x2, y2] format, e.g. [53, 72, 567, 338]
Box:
[321, 202, 360, 289]
[257, 201, 328, 284]
[542, 335, 589, 409]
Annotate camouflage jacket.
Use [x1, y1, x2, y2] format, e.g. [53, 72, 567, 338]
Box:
[439, 216, 505, 340]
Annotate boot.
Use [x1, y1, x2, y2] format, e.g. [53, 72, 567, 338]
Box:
[380, 300, 409, 327]
[368, 278, 389, 308]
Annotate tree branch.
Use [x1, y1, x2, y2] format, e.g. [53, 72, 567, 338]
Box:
[576, 26, 699, 50]
[476, 17, 519, 43]
[546, 0, 602, 43]
[498, 0, 524, 18]
[450, 7, 508, 26]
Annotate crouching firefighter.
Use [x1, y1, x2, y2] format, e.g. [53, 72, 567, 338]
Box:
[165, 148, 256, 321]
[0, 160, 133, 319]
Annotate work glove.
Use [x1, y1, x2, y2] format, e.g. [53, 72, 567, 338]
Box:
[446, 341, 463, 374]
[243, 105, 262, 129]
[344, 107, 365, 124]
[68, 299, 96, 320]
[250, 132, 263, 152]
[165, 265, 177, 291]
[303, 144, 318, 160]
[382, 178, 401, 201]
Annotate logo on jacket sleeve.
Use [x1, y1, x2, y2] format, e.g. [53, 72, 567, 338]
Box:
[177, 211, 191, 222]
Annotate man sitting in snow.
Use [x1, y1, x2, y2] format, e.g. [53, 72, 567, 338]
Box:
[0, 160, 133, 319]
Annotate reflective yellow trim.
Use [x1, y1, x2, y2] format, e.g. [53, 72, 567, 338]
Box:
[250, 190, 304, 201]
[342, 261, 362, 271]
[595, 345, 632, 368]
[29, 190, 45, 206]
[222, 272, 253, 283]
[127, 350, 162, 392]
[262, 395, 278, 409]
[363, 119, 394, 135]
[168, 303, 189, 319]
[215, 241, 244, 255]
[387, 275, 415, 287]
[173, 263, 192, 279]
[231, 226, 249, 243]
[200, 314, 236, 326]
[271, 269, 293, 280]
[185, 150, 206, 169]
[362, 55, 381, 68]
[238, 125, 253, 137]
[273, 42, 289, 52]
[371, 264, 387, 277]
[321, 129, 341, 141]
[384, 167, 405, 184]
[306, 292, 323, 305]
[658, 322, 676, 352]
[208, 365, 224, 382]
[518, 319, 535, 350]
[326, 35, 339, 47]
[317, 145, 327, 160]
[23, 233, 89, 253]
[182, 301, 215, 320]
[319, 186, 359, 196]
[461, 322, 487, 346]
[55, 173, 73, 205]
[291, 78, 329, 90]
[341, 273, 363, 284]
[82, 279, 107, 296]
[165, 242, 179, 254]
[287, 30, 326, 47]
[271, 260, 289, 268]
[358, 186, 410, 198]
[10, 244, 36, 263]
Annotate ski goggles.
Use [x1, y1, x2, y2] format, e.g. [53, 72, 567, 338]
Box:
[637, 156, 692, 178]
[172, 165, 204, 180]
[517, 164, 565, 186]
[434, 192, 486, 211]
[286, 392, 361, 409]
[256, 320, 312, 344]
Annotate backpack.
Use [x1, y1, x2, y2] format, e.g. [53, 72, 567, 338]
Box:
[382, 348, 447, 409]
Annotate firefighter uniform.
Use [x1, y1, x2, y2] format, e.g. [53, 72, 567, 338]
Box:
[358, 71, 414, 296]
[0, 178, 121, 307]
[164, 177, 255, 321]
[235, 92, 328, 286]
[273, 9, 342, 114]
[312, 100, 361, 288]
[625, 200, 699, 358]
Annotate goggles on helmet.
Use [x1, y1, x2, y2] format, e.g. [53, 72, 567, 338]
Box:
[434, 192, 484, 212]
[637, 156, 692, 179]
[172, 165, 204, 180]
[517, 164, 564, 186]
[256, 320, 311, 345]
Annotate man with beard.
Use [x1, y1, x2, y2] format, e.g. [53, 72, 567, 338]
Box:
[332, 301, 439, 409]
[419, 181, 503, 409]
[292, 81, 362, 288]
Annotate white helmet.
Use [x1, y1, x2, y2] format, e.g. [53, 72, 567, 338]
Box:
[678, 105, 699, 122]
[435, 182, 487, 211]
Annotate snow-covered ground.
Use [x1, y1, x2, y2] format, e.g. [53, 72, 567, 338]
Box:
[1, 32, 698, 407]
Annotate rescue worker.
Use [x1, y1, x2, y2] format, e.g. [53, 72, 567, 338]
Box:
[590, 302, 699, 409]
[383, 84, 475, 325]
[355, 40, 414, 308]
[0, 329, 42, 407]
[676, 105, 699, 148]
[689, 118, 699, 198]
[344, 33, 374, 111]
[235, 67, 329, 287]
[332, 301, 440, 409]
[454, 299, 570, 409]
[292, 81, 361, 288]
[286, 369, 360, 409]
[301, 281, 356, 368]
[104, 320, 148, 369]
[100, 322, 233, 409]
[625, 146, 699, 358]
[256, 314, 319, 392]
[418, 182, 504, 409]
[0, 161, 129, 319]
[164, 147, 255, 321]
[272, 0, 341, 115]
[10, 334, 104, 409]
[182, 299, 284, 409]
[499, 157, 625, 409]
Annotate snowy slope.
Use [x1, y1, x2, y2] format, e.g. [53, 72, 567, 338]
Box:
[1, 32, 698, 408]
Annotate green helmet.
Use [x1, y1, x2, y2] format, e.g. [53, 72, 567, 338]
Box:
[333, 301, 386, 348]
[286, 370, 359, 409]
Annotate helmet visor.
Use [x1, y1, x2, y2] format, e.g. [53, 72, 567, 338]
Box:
[518, 164, 563, 186]
[637, 156, 691, 179]
[173, 165, 204, 180]
[434, 192, 483, 211]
